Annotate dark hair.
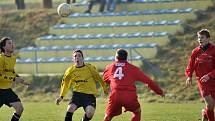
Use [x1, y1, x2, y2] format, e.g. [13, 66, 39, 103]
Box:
[73, 49, 84, 57]
[197, 29, 210, 38]
[0, 37, 11, 53]
[116, 49, 128, 60]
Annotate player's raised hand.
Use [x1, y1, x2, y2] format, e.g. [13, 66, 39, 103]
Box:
[186, 77, 192, 86]
[56, 96, 63, 105]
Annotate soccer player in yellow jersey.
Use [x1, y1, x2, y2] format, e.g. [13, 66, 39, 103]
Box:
[0, 37, 30, 121]
[56, 49, 108, 121]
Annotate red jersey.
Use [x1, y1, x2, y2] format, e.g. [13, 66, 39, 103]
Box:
[185, 43, 215, 86]
[103, 60, 163, 95]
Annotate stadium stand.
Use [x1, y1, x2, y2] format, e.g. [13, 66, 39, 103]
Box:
[52, 20, 181, 29]
[38, 32, 168, 40]
[20, 43, 157, 52]
[71, 0, 174, 7]
[68, 8, 192, 18]
[18, 0, 212, 74]
[16, 56, 142, 63]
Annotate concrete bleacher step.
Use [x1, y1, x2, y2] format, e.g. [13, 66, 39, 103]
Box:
[15, 58, 144, 74]
[117, 0, 212, 12]
[35, 36, 169, 47]
[69, 0, 211, 14]
[39, 32, 168, 40]
[20, 43, 158, 52]
[53, 20, 181, 29]
[17, 56, 142, 64]
[35, 31, 169, 47]
[69, 8, 193, 18]
[50, 20, 182, 35]
[19, 43, 158, 59]
[69, 0, 175, 7]
[63, 13, 195, 24]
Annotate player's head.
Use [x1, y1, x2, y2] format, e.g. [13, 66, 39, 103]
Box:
[115, 48, 128, 61]
[197, 29, 210, 47]
[73, 49, 84, 66]
[0, 37, 14, 53]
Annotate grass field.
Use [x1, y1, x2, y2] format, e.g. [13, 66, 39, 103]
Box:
[0, 98, 205, 121]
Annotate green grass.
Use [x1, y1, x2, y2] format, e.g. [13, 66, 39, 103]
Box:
[0, 99, 205, 121]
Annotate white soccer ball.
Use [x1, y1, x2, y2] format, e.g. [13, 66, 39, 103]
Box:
[57, 3, 71, 17]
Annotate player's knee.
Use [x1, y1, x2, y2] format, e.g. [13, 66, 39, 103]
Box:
[85, 110, 94, 118]
[85, 106, 95, 118]
[15, 104, 24, 115]
[67, 104, 77, 113]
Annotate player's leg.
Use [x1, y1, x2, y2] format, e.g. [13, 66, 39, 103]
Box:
[81, 105, 95, 121]
[131, 108, 141, 121]
[203, 95, 215, 121]
[81, 93, 96, 121]
[3, 89, 22, 121]
[10, 101, 23, 121]
[84, 0, 96, 13]
[65, 92, 81, 121]
[103, 114, 113, 121]
[123, 92, 141, 121]
[202, 108, 208, 121]
[65, 103, 78, 121]
[103, 92, 121, 121]
[98, 0, 106, 12]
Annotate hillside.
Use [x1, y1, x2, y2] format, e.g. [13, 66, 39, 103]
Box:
[0, 2, 215, 102]
[0, 10, 59, 49]
[154, 4, 215, 101]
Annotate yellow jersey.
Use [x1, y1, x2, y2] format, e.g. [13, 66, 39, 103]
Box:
[60, 63, 107, 97]
[0, 53, 18, 89]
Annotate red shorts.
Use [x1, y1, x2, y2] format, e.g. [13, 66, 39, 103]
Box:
[198, 82, 215, 99]
[105, 91, 140, 117]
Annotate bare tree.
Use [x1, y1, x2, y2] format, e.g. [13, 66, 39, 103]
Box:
[15, 0, 25, 9]
[43, 0, 53, 8]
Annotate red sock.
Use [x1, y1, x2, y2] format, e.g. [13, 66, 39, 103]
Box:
[206, 109, 215, 121]
[131, 111, 141, 121]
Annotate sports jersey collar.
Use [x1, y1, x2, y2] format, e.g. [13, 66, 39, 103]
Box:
[115, 60, 127, 63]
[75, 63, 85, 68]
[3, 53, 12, 57]
[198, 43, 211, 52]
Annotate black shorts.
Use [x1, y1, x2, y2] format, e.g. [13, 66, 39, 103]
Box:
[69, 91, 96, 110]
[0, 89, 21, 108]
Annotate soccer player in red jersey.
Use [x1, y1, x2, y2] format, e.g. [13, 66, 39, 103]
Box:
[102, 48, 164, 121]
[185, 29, 215, 121]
